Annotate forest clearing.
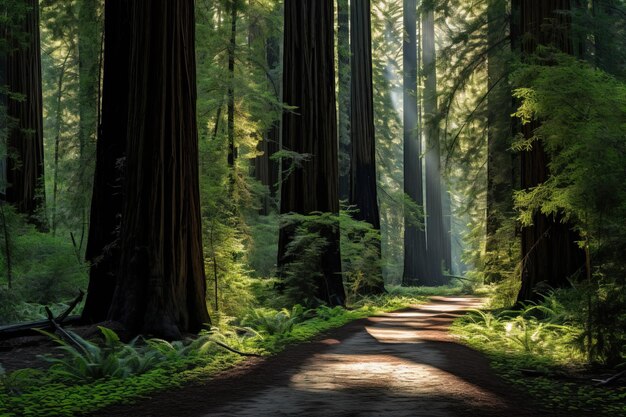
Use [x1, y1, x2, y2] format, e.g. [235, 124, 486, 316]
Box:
[1, 0, 625, 416]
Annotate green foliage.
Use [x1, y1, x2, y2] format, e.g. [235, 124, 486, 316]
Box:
[512, 51, 626, 365]
[195, 0, 283, 320]
[39, 0, 102, 239]
[454, 308, 581, 367]
[241, 304, 313, 337]
[512, 52, 626, 238]
[277, 209, 389, 306]
[340, 209, 385, 299]
[12, 231, 86, 305]
[247, 212, 279, 277]
[271, 150, 311, 182]
[11, 301, 79, 323]
[314, 305, 347, 321]
[455, 290, 592, 365]
[0, 206, 87, 325]
[38, 327, 162, 382]
[453, 293, 626, 415]
[277, 212, 337, 306]
[34, 323, 262, 388]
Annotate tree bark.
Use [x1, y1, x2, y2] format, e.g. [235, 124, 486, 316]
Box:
[337, 0, 351, 202]
[349, 0, 384, 294]
[277, 0, 345, 305]
[422, 6, 446, 285]
[104, 0, 210, 338]
[512, 0, 586, 303]
[4, 0, 46, 229]
[82, 0, 131, 324]
[402, 0, 429, 286]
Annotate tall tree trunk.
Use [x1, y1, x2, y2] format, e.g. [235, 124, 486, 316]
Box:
[107, 0, 210, 338]
[422, 6, 446, 285]
[76, 0, 100, 249]
[402, 0, 428, 286]
[349, 0, 384, 294]
[4, 0, 46, 229]
[82, 0, 131, 324]
[512, 0, 586, 303]
[485, 0, 516, 281]
[337, 0, 351, 202]
[277, 0, 345, 305]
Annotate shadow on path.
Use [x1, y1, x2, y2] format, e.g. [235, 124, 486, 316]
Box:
[98, 296, 557, 417]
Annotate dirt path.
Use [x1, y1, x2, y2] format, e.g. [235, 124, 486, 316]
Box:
[100, 297, 553, 417]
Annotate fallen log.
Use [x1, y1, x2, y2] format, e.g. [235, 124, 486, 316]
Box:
[0, 291, 84, 341]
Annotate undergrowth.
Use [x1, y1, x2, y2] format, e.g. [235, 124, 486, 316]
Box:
[452, 290, 626, 416]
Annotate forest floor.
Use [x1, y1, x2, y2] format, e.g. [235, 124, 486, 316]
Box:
[98, 296, 565, 417]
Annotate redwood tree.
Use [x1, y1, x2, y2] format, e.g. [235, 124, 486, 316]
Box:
[4, 0, 46, 227]
[422, 6, 446, 285]
[101, 0, 210, 338]
[513, 0, 586, 302]
[402, 0, 428, 286]
[277, 0, 345, 305]
[82, 0, 131, 324]
[348, 0, 384, 293]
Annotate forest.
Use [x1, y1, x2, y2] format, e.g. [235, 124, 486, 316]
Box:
[0, 0, 625, 416]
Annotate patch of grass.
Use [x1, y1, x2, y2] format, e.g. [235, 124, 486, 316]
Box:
[0, 294, 427, 417]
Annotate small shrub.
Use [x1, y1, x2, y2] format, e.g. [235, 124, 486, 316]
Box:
[340, 210, 384, 298]
[242, 307, 301, 336]
[315, 305, 346, 321]
[39, 327, 162, 382]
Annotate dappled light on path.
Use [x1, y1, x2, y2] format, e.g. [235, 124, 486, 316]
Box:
[202, 297, 539, 417]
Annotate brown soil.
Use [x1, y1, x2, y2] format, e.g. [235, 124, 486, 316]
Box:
[94, 297, 564, 417]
